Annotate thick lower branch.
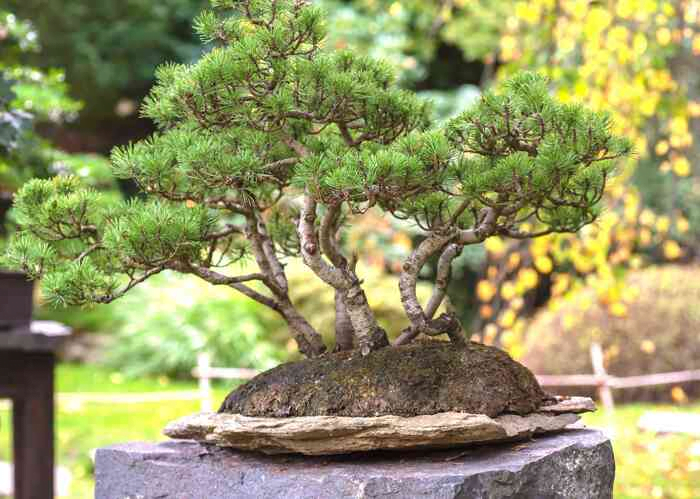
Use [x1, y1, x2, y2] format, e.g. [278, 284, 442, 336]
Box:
[398, 231, 456, 329]
[345, 283, 390, 354]
[298, 196, 347, 288]
[398, 208, 498, 344]
[277, 298, 327, 358]
[319, 204, 344, 267]
[183, 264, 281, 312]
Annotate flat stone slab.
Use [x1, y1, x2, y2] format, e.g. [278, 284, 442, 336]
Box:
[164, 396, 595, 455]
[94, 429, 614, 499]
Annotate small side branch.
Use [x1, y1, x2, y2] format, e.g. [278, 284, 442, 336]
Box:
[205, 224, 244, 241]
[95, 266, 166, 304]
[184, 264, 281, 312]
[425, 243, 462, 320]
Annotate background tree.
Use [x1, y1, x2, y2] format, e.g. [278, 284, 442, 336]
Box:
[4, 0, 206, 154]
[0, 11, 118, 238]
[467, 0, 700, 348]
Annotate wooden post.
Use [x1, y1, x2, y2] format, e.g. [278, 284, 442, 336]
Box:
[197, 353, 213, 413]
[590, 342, 615, 412]
[0, 350, 55, 499]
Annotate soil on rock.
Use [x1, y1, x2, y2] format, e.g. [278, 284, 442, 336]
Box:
[219, 341, 549, 418]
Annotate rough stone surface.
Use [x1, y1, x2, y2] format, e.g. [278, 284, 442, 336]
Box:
[94, 429, 614, 499]
[220, 342, 549, 418]
[164, 397, 594, 455]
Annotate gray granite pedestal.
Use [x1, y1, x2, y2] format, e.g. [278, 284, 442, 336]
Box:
[94, 429, 614, 499]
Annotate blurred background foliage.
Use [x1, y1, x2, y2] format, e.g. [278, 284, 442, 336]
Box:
[104, 272, 287, 379]
[522, 265, 700, 403]
[3, 0, 205, 154]
[0, 10, 119, 242]
[2, 1, 700, 498]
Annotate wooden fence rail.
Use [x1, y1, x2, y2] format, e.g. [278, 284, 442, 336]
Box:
[536, 370, 700, 389]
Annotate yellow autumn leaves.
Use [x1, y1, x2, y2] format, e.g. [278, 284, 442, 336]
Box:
[656, 116, 694, 177]
[477, 267, 541, 303]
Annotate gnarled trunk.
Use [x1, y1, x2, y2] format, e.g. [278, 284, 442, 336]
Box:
[298, 195, 388, 354]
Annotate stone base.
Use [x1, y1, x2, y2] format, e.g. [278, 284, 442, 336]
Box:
[94, 429, 614, 499]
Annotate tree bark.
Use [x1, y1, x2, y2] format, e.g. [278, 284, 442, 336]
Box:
[398, 232, 456, 330]
[333, 290, 355, 351]
[299, 195, 388, 354]
[319, 204, 355, 351]
[397, 208, 498, 343]
[278, 297, 328, 357]
[255, 214, 289, 293]
[244, 216, 283, 294]
[198, 211, 326, 358]
[425, 243, 462, 320]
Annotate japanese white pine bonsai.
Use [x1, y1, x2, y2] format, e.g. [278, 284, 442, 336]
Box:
[4, 0, 630, 361]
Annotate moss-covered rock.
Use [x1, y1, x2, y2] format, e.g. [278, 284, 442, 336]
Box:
[219, 341, 549, 418]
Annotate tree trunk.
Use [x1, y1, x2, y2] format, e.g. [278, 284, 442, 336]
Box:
[334, 290, 355, 351]
[298, 195, 388, 354]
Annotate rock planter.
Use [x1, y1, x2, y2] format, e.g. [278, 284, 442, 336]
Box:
[165, 342, 595, 455]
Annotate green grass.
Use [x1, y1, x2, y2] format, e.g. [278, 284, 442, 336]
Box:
[1, 363, 699, 498]
[55, 363, 202, 392]
[583, 405, 700, 499]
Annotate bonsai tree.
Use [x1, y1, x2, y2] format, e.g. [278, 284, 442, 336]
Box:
[3, 0, 630, 358]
